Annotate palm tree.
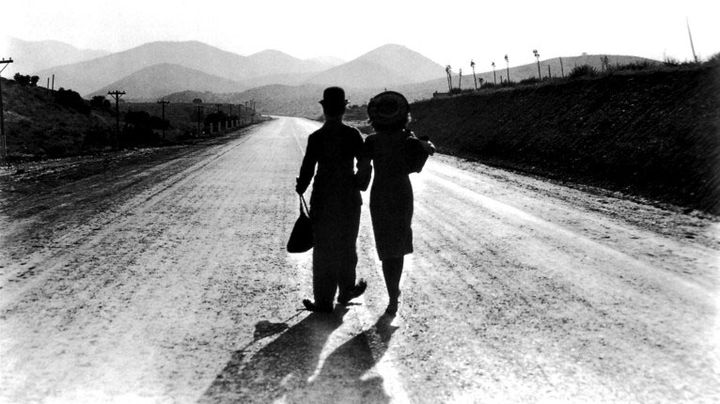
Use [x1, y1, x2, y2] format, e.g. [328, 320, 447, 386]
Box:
[445, 65, 453, 92]
[491, 61, 497, 85]
[470, 60, 477, 90]
[504, 54, 510, 83]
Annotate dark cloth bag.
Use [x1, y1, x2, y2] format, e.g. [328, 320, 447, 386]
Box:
[404, 135, 430, 173]
[287, 195, 313, 253]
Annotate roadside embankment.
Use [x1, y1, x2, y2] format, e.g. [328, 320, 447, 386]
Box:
[410, 64, 720, 214]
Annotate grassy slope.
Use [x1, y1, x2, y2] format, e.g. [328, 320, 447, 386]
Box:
[1, 78, 261, 160]
[2, 78, 114, 158]
[409, 64, 720, 214]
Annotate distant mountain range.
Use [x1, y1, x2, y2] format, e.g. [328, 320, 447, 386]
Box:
[162, 54, 658, 118]
[5, 37, 109, 76]
[305, 44, 445, 88]
[28, 40, 340, 96]
[88, 63, 247, 99]
[8, 38, 657, 117]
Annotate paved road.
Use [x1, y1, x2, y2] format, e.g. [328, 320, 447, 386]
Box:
[1, 117, 718, 403]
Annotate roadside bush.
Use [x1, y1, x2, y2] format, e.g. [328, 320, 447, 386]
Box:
[123, 111, 161, 147]
[519, 77, 541, 85]
[705, 53, 720, 66]
[82, 126, 111, 150]
[90, 96, 111, 111]
[44, 127, 79, 157]
[13, 73, 38, 86]
[664, 57, 681, 67]
[55, 88, 90, 114]
[568, 64, 598, 79]
[610, 61, 656, 72]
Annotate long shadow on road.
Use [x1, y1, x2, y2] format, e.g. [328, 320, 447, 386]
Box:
[199, 309, 398, 403]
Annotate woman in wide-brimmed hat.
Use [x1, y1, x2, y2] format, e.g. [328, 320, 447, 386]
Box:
[360, 91, 435, 315]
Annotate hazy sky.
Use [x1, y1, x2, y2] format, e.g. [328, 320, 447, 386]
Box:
[3, 0, 719, 70]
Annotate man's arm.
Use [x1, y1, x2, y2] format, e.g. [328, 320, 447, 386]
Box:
[296, 135, 317, 194]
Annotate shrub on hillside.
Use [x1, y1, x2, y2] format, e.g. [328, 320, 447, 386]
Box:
[123, 110, 161, 147]
[55, 88, 90, 114]
[706, 52, 720, 66]
[13, 73, 39, 86]
[82, 126, 111, 151]
[610, 61, 656, 72]
[568, 64, 598, 79]
[90, 95, 112, 110]
[519, 77, 541, 85]
[664, 57, 681, 67]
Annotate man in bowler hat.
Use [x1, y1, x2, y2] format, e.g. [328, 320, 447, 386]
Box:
[296, 87, 369, 312]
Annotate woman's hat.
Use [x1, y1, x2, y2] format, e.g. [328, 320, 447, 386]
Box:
[367, 91, 409, 126]
[319, 87, 348, 107]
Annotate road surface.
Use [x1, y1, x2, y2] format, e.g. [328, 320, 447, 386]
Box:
[1, 117, 718, 403]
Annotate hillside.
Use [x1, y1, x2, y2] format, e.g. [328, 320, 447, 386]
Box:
[306, 44, 445, 88]
[395, 54, 659, 99]
[0, 76, 262, 160]
[409, 62, 720, 213]
[33, 41, 256, 96]
[247, 49, 336, 74]
[5, 37, 109, 77]
[88, 63, 247, 100]
[31, 40, 341, 97]
[0, 78, 114, 158]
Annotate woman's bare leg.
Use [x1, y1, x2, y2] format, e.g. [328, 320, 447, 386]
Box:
[381, 256, 404, 315]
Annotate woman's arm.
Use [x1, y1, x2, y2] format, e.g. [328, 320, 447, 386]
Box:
[355, 135, 373, 191]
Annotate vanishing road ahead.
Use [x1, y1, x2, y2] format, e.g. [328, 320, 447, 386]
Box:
[1, 117, 718, 403]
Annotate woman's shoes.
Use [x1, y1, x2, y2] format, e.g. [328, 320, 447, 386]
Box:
[384, 292, 401, 316]
[302, 299, 333, 313]
[338, 279, 367, 306]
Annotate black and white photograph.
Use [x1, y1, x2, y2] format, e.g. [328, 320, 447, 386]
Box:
[1, 0, 719, 402]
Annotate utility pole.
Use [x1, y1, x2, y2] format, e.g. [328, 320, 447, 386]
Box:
[560, 57, 565, 78]
[547, 65, 551, 78]
[504, 54, 510, 83]
[108, 90, 125, 149]
[1, 57, 14, 165]
[533, 49, 541, 79]
[491, 61, 497, 85]
[458, 69, 462, 90]
[157, 99, 169, 139]
[687, 17, 699, 63]
[51, 74, 54, 91]
[470, 60, 477, 90]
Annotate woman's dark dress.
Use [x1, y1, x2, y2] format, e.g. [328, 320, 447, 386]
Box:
[364, 131, 414, 260]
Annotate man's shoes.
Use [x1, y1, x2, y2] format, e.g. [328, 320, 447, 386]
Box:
[338, 279, 367, 306]
[302, 299, 333, 313]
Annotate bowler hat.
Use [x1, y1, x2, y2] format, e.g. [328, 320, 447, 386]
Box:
[319, 87, 348, 107]
[367, 91, 409, 126]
